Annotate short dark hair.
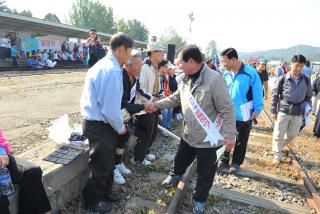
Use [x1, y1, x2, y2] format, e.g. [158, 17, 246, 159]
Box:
[306, 60, 311, 67]
[89, 28, 96, 32]
[180, 45, 203, 64]
[221, 48, 238, 60]
[110, 32, 134, 51]
[291, 54, 306, 64]
[158, 59, 168, 68]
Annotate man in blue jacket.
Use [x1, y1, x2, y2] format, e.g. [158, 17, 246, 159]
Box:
[219, 48, 264, 173]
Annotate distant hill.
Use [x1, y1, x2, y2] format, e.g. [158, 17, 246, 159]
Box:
[239, 45, 320, 62]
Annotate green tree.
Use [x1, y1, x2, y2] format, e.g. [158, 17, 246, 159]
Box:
[205, 40, 217, 59]
[116, 19, 129, 34]
[126, 19, 149, 42]
[44, 13, 61, 23]
[159, 26, 186, 50]
[70, 0, 116, 34]
[0, 0, 10, 12]
[19, 10, 33, 17]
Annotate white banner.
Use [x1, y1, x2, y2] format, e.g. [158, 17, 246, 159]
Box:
[187, 93, 224, 146]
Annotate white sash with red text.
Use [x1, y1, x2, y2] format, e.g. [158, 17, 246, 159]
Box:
[187, 93, 224, 147]
[129, 82, 137, 103]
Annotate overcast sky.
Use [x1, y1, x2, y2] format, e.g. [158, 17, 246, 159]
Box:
[6, 0, 320, 52]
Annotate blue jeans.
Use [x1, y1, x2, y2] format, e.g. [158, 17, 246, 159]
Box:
[161, 108, 173, 128]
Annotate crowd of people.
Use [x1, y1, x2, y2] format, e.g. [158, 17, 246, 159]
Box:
[0, 30, 318, 214]
[0, 29, 109, 69]
[77, 29, 316, 214]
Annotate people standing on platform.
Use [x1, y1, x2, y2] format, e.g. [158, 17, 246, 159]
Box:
[133, 42, 164, 166]
[270, 54, 312, 164]
[146, 45, 236, 214]
[80, 33, 134, 213]
[10, 44, 18, 67]
[86, 28, 102, 67]
[219, 48, 264, 173]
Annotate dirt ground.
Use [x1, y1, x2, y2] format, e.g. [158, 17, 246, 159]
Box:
[1, 70, 319, 213]
[0, 69, 87, 154]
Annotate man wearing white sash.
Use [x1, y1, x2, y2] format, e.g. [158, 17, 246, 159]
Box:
[147, 45, 236, 214]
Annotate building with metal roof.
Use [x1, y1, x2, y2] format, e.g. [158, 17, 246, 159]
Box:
[0, 11, 147, 48]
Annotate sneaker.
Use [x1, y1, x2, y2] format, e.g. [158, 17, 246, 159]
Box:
[115, 162, 131, 175]
[193, 200, 205, 214]
[230, 164, 241, 173]
[131, 158, 152, 166]
[114, 168, 125, 185]
[218, 161, 229, 172]
[162, 174, 182, 188]
[141, 159, 152, 166]
[146, 153, 156, 161]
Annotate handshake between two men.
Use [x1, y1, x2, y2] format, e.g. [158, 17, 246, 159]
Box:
[143, 101, 157, 113]
[141, 101, 235, 152]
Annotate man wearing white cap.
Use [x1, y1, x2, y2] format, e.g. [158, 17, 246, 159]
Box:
[133, 42, 164, 165]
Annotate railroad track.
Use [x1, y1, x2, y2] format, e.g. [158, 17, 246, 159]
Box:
[0, 65, 88, 77]
[162, 126, 319, 214]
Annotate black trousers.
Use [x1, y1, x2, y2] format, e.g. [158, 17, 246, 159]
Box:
[0, 156, 51, 214]
[134, 112, 157, 162]
[88, 54, 98, 67]
[150, 111, 159, 150]
[82, 120, 117, 205]
[12, 57, 17, 67]
[220, 120, 252, 165]
[117, 132, 129, 149]
[172, 139, 219, 203]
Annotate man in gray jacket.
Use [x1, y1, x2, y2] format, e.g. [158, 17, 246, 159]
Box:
[147, 45, 236, 214]
[270, 54, 312, 164]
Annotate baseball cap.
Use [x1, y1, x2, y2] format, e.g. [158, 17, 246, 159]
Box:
[259, 58, 268, 64]
[147, 42, 164, 52]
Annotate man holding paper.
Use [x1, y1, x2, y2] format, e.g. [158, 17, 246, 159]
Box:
[80, 33, 134, 213]
[270, 54, 312, 164]
[220, 48, 264, 173]
[147, 45, 236, 214]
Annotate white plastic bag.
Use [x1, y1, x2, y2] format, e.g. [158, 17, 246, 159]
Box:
[48, 114, 73, 144]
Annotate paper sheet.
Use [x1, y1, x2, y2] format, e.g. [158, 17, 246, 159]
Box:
[240, 101, 253, 122]
[304, 103, 312, 127]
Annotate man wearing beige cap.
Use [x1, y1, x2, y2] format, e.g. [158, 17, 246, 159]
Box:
[133, 42, 164, 165]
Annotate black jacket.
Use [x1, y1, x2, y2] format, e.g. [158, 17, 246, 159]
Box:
[122, 69, 145, 114]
